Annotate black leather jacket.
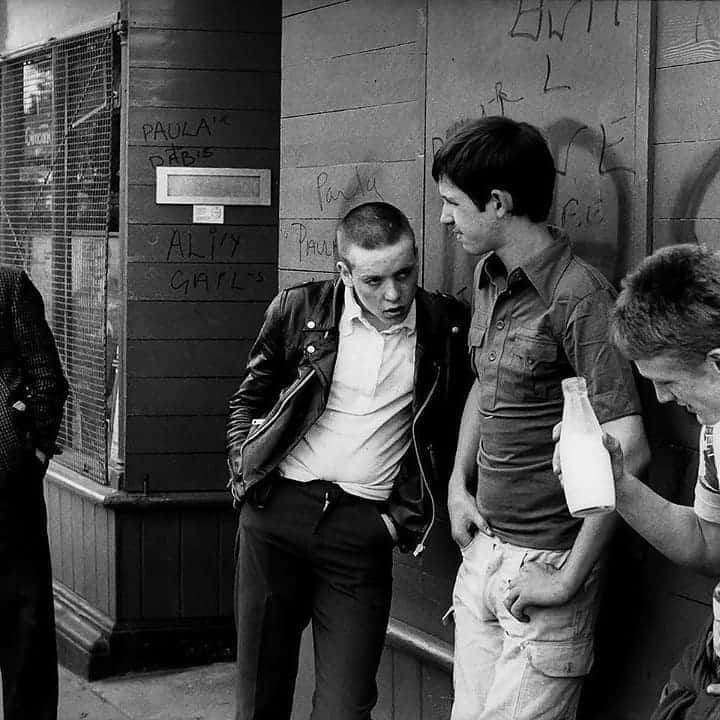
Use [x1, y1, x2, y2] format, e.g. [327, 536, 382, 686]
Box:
[226, 279, 470, 554]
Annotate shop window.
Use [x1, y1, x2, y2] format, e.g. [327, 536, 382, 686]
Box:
[0, 26, 119, 484]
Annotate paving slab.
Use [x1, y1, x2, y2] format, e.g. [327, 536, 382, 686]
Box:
[88, 662, 235, 720]
[58, 666, 132, 720]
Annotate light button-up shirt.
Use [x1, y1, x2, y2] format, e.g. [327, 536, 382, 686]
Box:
[279, 286, 416, 501]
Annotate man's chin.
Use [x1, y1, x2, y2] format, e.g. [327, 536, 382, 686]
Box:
[382, 309, 408, 324]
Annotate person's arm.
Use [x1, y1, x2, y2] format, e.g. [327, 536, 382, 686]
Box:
[226, 291, 288, 492]
[11, 271, 68, 459]
[505, 413, 649, 621]
[604, 433, 720, 575]
[447, 379, 493, 547]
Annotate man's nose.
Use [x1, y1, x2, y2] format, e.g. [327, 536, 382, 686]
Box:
[440, 204, 452, 225]
[384, 282, 401, 301]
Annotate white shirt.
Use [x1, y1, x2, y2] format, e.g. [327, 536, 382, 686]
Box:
[694, 423, 720, 523]
[279, 287, 416, 500]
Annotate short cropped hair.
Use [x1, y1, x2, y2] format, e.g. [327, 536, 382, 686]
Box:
[431, 116, 556, 222]
[335, 202, 415, 266]
[610, 244, 720, 367]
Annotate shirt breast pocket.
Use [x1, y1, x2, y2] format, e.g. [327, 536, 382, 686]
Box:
[504, 332, 561, 402]
[468, 324, 486, 379]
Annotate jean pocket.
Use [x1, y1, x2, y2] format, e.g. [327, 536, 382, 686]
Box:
[525, 638, 594, 678]
[516, 638, 594, 717]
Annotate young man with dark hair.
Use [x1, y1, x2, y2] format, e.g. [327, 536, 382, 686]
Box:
[584, 243, 720, 718]
[432, 116, 649, 719]
[227, 201, 470, 720]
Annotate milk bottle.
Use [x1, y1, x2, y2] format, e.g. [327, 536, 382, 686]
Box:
[559, 376, 615, 517]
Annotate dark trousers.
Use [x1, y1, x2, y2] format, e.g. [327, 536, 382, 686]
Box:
[0, 459, 57, 720]
[234, 477, 394, 720]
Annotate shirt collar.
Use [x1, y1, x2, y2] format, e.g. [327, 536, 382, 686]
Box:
[477, 226, 572, 306]
[340, 285, 417, 336]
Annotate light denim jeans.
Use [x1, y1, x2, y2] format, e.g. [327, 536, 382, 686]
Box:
[450, 532, 601, 720]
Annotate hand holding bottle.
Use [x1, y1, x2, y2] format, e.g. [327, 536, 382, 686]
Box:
[553, 423, 628, 488]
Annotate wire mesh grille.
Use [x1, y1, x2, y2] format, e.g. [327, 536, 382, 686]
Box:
[0, 27, 115, 483]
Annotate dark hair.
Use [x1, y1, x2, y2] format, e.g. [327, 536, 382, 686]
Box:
[335, 202, 415, 266]
[610, 244, 720, 366]
[431, 116, 555, 222]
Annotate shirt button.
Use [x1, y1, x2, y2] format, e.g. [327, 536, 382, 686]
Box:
[307, 320, 316, 329]
[306, 345, 316, 354]
[451, 325, 460, 335]
[488, 351, 497, 361]
[496, 320, 505, 330]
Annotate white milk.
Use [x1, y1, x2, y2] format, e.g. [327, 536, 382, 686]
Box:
[559, 432, 615, 517]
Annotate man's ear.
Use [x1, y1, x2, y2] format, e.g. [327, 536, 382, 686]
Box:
[708, 348, 720, 372]
[337, 260, 353, 287]
[489, 189, 513, 218]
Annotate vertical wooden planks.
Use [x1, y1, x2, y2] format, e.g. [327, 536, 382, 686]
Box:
[179, 511, 221, 617]
[46, 479, 115, 618]
[125, 0, 280, 493]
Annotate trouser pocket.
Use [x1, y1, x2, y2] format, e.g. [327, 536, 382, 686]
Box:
[515, 638, 594, 719]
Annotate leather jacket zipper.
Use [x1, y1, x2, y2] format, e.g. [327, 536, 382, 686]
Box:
[241, 367, 317, 456]
[411, 365, 440, 557]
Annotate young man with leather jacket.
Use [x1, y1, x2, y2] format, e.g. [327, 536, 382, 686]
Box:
[226, 201, 469, 720]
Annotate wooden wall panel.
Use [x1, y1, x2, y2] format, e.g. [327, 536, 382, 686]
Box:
[126, 301, 267, 340]
[180, 512, 221, 617]
[125, 0, 280, 498]
[129, 147, 279, 185]
[129, 108, 279, 148]
[47, 480, 116, 618]
[279, 219, 337, 273]
[127, 339, 252, 378]
[126, 416, 226, 454]
[126, 262, 276, 302]
[279, 268, 336, 290]
[393, 652, 422, 719]
[653, 140, 720, 219]
[129, 28, 280, 71]
[141, 514, 181, 619]
[283, 0, 347, 17]
[657, 0, 720, 69]
[128, 225, 277, 264]
[129, 0, 280, 31]
[282, 0, 418, 63]
[218, 512, 238, 617]
[281, 103, 420, 168]
[280, 163, 420, 220]
[127, 378, 241, 416]
[283, 46, 421, 117]
[129, 68, 278, 110]
[654, 62, 720, 143]
[128, 186, 278, 226]
[655, 218, 720, 250]
[125, 454, 228, 493]
[115, 506, 236, 622]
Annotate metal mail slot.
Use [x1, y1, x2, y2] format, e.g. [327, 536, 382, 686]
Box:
[155, 167, 271, 206]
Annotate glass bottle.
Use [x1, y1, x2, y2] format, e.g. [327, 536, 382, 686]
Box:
[559, 376, 615, 517]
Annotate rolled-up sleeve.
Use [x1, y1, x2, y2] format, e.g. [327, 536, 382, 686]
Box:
[562, 289, 642, 424]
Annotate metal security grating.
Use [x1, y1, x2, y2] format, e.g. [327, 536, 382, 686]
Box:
[0, 27, 116, 483]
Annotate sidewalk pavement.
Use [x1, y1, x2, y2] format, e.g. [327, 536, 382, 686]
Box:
[55, 661, 236, 720]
